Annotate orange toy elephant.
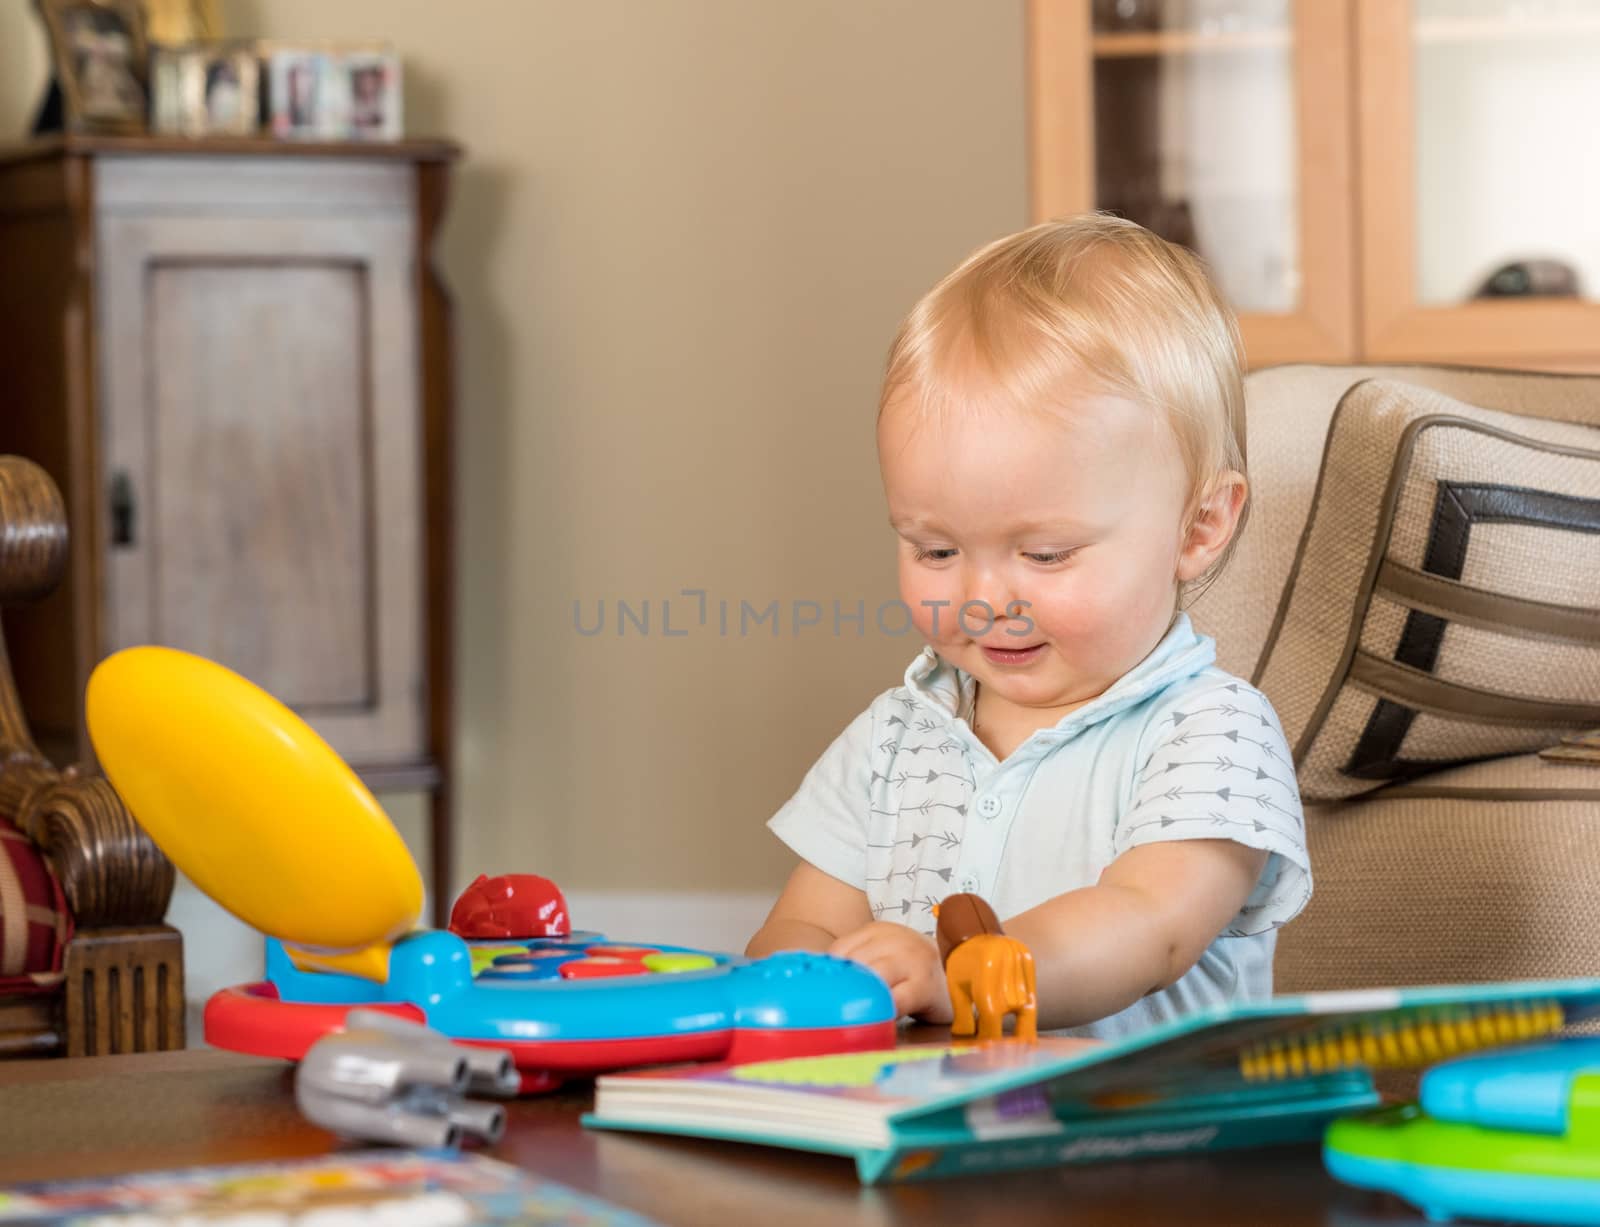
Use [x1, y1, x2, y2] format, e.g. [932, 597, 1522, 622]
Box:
[934, 893, 1038, 1042]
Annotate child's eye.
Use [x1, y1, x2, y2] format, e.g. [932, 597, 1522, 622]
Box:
[1023, 549, 1078, 565]
[911, 545, 958, 563]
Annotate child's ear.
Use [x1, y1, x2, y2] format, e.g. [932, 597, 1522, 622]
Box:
[1176, 471, 1248, 583]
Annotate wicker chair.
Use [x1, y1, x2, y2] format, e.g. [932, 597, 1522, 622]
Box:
[0, 455, 184, 1057]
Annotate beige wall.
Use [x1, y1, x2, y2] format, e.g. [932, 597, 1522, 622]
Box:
[0, 2, 1026, 902]
[0, 4, 51, 136]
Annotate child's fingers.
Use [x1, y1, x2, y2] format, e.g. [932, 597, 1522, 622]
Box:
[891, 980, 926, 1017]
[838, 939, 914, 988]
[830, 928, 949, 1019]
[827, 929, 872, 960]
[894, 970, 949, 1019]
[916, 983, 955, 1024]
[838, 945, 947, 1018]
[838, 927, 928, 966]
[852, 944, 908, 984]
[830, 931, 906, 969]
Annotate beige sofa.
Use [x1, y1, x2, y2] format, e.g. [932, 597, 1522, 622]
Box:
[1190, 365, 1600, 994]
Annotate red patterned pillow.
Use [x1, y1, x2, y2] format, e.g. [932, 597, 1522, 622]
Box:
[0, 816, 73, 994]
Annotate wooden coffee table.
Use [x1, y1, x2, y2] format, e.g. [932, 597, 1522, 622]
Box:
[0, 1048, 1421, 1225]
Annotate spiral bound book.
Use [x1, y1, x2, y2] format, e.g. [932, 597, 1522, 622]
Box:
[584, 977, 1600, 1184]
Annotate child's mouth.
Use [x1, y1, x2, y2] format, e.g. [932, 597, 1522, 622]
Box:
[979, 643, 1045, 666]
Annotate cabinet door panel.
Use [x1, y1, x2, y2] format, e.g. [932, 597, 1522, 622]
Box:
[97, 208, 423, 766]
[1028, 0, 1357, 366]
[146, 260, 371, 709]
[1358, 0, 1600, 364]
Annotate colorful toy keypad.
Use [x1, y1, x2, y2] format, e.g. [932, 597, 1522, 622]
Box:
[468, 945, 530, 975]
[482, 949, 578, 980]
[471, 938, 724, 984]
[642, 953, 717, 973]
[560, 957, 646, 980]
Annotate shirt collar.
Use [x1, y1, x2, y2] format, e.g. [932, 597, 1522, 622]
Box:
[902, 613, 1216, 735]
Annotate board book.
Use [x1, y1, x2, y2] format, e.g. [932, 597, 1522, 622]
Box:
[0, 1150, 656, 1226]
[585, 977, 1600, 1184]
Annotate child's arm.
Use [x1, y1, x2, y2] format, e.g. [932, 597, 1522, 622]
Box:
[746, 861, 874, 958]
[1004, 838, 1267, 1031]
[746, 867, 950, 1019]
[990, 677, 1306, 1030]
[814, 839, 1265, 1027]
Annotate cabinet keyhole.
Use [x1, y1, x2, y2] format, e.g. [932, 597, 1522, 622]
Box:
[110, 469, 136, 547]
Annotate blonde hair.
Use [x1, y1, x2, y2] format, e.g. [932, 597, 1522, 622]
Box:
[879, 214, 1249, 589]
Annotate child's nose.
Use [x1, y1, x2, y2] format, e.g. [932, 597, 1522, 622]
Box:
[960, 569, 1017, 631]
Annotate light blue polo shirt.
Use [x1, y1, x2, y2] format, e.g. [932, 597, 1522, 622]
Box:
[767, 614, 1310, 1040]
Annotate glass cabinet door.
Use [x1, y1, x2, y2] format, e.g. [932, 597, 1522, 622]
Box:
[1028, 0, 1356, 366]
[1359, 0, 1600, 367]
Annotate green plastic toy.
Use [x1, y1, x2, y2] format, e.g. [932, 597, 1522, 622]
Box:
[1326, 1039, 1600, 1225]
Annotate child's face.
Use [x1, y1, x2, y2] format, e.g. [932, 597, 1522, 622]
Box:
[879, 385, 1200, 729]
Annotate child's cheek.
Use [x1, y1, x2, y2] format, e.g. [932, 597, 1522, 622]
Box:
[1026, 576, 1120, 644]
[1037, 570, 1174, 666]
[899, 565, 964, 643]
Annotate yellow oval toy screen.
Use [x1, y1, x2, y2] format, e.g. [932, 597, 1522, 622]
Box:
[86, 646, 423, 953]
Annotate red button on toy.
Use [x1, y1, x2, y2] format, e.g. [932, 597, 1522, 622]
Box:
[449, 873, 571, 940]
[560, 957, 648, 980]
[583, 945, 660, 961]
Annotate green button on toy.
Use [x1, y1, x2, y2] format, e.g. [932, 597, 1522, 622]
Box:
[642, 953, 717, 974]
[468, 944, 528, 975]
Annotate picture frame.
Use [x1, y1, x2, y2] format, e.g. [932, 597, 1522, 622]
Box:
[341, 49, 402, 142]
[36, 0, 149, 134]
[188, 44, 261, 136]
[264, 46, 328, 141]
[148, 43, 183, 134]
[264, 42, 403, 142]
[151, 42, 260, 137]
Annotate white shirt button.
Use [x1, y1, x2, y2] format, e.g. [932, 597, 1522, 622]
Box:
[977, 795, 1002, 819]
[960, 876, 978, 893]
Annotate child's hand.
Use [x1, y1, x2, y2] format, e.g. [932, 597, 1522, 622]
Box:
[829, 922, 953, 1023]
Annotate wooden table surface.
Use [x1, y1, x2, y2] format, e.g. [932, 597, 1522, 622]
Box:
[0, 1048, 1426, 1225]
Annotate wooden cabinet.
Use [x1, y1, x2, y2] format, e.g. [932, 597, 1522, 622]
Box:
[0, 136, 459, 920]
[1029, 0, 1600, 372]
[1354, 0, 1600, 367]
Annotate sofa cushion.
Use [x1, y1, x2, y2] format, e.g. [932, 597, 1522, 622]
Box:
[0, 816, 72, 994]
[1276, 753, 1600, 994]
[1255, 379, 1600, 801]
[1196, 366, 1600, 682]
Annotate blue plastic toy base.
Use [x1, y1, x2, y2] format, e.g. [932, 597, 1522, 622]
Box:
[1326, 1146, 1600, 1225]
[264, 932, 895, 1042]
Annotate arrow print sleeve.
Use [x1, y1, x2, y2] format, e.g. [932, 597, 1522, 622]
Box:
[1115, 675, 1311, 939]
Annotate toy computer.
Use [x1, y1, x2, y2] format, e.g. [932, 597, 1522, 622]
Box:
[87, 647, 896, 1092]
